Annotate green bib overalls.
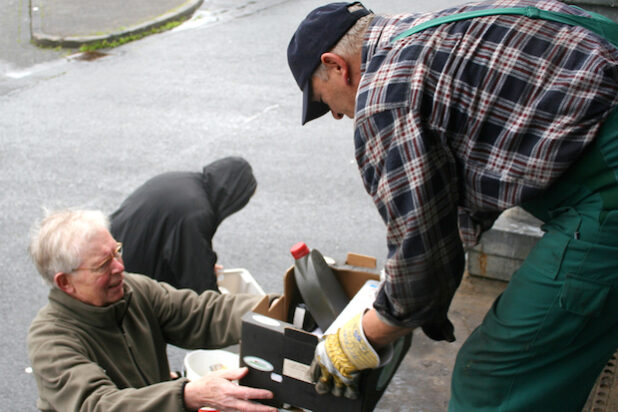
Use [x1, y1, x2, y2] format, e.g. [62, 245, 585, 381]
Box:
[395, 6, 618, 411]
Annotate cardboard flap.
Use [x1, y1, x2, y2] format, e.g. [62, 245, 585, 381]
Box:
[284, 327, 318, 365]
[345, 252, 377, 269]
[252, 295, 271, 314]
[284, 327, 318, 345]
[252, 294, 289, 322]
[267, 295, 288, 321]
[334, 269, 379, 299]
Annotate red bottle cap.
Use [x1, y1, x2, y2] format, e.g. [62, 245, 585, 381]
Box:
[290, 242, 310, 259]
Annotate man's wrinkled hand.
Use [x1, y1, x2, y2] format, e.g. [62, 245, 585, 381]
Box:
[184, 367, 277, 412]
[309, 312, 381, 399]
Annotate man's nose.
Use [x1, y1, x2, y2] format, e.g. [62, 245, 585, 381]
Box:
[331, 110, 344, 120]
[111, 257, 124, 273]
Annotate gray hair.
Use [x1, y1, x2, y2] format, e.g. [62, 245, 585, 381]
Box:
[29, 209, 110, 286]
[313, 13, 374, 81]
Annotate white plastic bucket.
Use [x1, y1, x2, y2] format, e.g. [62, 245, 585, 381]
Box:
[183, 349, 239, 381]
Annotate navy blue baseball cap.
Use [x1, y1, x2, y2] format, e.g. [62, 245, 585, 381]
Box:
[287, 2, 371, 125]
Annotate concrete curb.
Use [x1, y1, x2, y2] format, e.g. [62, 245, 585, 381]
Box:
[29, 0, 204, 48]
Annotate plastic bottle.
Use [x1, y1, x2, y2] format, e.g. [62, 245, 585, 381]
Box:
[290, 242, 350, 331]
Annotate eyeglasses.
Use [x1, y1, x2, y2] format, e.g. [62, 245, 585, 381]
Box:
[73, 242, 123, 274]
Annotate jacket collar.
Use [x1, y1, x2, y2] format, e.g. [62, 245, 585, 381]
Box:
[47, 281, 133, 328]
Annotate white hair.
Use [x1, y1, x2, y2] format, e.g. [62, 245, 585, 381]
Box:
[314, 14, 374, 81]
[29, 209, 110, 286]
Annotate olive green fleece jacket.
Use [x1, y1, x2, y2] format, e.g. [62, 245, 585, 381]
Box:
[27, 273, 263, 412]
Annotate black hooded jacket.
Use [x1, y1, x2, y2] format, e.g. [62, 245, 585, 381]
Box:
[110, 157, 257, 293]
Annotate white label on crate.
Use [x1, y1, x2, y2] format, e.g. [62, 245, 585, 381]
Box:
[252, 314, 280, 327]
[243, 356, 274, 372]
[282, 358, 312, 383]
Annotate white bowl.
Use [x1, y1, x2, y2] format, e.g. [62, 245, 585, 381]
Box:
[183, 349, 239, 381]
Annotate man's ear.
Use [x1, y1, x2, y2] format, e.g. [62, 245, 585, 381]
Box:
[320, 52, 349, 79]
[54, 272, 74, 293]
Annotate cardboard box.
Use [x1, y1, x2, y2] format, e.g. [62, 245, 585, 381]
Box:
[239, 253, 412, 411]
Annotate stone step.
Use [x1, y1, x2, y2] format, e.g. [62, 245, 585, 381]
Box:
[466, 207, 543, 282]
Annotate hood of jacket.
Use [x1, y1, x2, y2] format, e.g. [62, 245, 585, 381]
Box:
[201, 156, 257, 228]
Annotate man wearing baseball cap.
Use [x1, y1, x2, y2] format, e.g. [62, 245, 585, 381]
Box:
[287, 1, 618, 410]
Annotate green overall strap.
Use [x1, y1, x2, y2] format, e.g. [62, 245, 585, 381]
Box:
[392, 6, 618, 47]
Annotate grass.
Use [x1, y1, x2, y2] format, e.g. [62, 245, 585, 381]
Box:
[78, 19, 185, 52]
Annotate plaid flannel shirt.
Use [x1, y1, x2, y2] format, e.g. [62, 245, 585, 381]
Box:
[354, 0, 618, 339]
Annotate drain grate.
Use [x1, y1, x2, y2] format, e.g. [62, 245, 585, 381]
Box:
[583, 350, 617, 412]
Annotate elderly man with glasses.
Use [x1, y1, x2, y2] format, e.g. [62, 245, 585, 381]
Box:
[27, 209, 277, 412]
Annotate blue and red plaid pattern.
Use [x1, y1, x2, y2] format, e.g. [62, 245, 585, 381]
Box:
[354, 0, 618, 338]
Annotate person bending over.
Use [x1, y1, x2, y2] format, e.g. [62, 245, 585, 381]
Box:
[110, 156, 257, 293]
[288, 1, 618, 410]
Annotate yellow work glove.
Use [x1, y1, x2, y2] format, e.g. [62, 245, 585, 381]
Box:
[309, 312, 382, 399]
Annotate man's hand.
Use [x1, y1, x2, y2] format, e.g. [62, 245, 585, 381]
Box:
[309, 312, 385, 399]
[184, 367, 277, 412]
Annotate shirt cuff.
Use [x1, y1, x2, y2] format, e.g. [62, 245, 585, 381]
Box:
[179, 378, 190, 412]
